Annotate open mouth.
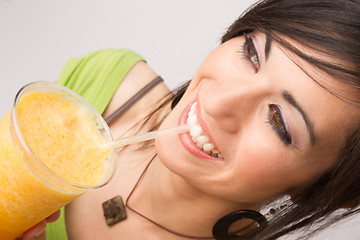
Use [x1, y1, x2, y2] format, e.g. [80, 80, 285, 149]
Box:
[186, 101, 223, 159]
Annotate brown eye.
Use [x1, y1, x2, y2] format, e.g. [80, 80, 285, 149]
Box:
[271, 106, 284, 128]
[243, 34, 260, 72]
[268, 105, 292, 145]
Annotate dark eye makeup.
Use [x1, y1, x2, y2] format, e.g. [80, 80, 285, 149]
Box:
[238, 33, 293, 146]
[267, 104, 292, 145]
[239, 33, 260, 72]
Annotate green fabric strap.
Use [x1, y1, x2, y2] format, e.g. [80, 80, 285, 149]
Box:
[45, 48, 145, 240]
[57, 48, 145, 114]
[46, 208, 67, 240]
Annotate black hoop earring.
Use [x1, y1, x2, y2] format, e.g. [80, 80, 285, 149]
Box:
[212, 210, 268, 240]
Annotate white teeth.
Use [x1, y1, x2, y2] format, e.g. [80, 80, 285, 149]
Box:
[203, 143, 215, 152]
[211, 149, 219, 154]
[186, 101, 223, 159]
[190, 101, 197, 112]
[190, 125, 202, 138]
[188, 102, 197, 117]
[196, 142, 204, 149]
[187, 115, 197, 126]
[196, 135, 209, 146]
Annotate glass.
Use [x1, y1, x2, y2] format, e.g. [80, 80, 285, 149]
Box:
[0, 81, 117, 239]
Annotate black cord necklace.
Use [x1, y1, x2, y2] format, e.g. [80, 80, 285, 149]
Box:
[102, 155, 214, 239]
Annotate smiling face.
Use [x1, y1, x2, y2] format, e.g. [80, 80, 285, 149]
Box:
[156, 31, 359, 207]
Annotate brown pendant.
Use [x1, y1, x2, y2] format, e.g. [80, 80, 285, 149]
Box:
[102, 195, 127, 226]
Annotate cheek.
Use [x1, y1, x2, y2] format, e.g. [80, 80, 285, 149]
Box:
[155, 107, 182, 158]
[154, 125, 187, 175]
[231, 136, 310, 201]
[154, 103, 194, 174]
[237, 150, 289, 188]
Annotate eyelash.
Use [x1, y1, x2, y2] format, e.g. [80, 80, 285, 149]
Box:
[266, 105, 292, 145]
[239, 34, 291, 145]
[239, 33, 260, 72]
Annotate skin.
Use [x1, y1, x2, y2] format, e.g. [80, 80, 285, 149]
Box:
[157, 31, 359, 206]
[18, 210, 60, 240]
[24, 31, 359, 240]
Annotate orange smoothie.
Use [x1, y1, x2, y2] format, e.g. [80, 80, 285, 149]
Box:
[0, 82, 116, 239]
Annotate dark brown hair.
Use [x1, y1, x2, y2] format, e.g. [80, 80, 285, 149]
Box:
[167, 0, 360, 239]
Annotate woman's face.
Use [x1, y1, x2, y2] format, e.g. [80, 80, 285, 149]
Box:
[156, 31, 359, 206]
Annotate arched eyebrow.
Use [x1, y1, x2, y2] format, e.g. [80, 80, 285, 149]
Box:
[265, 33, 272, 60]
[263, 33, 316, 146]
[282, 91, 316, 146]
[263, 32, 315, 146]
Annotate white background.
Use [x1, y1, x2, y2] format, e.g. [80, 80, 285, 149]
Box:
[0, 0, 359, 239]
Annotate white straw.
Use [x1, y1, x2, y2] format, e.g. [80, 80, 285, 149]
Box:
[102, 125, 190, 150]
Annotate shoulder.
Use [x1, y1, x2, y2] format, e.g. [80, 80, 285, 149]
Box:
[58, 49, 145, 85]
[102, 60, 171, 138]
[57, 48, 171, 138]
[57, 49, 149, 114]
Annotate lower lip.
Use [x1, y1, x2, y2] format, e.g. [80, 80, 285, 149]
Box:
[178, 99, 221, 161]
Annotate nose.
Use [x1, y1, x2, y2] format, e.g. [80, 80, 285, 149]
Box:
[202, 78, 271, 133]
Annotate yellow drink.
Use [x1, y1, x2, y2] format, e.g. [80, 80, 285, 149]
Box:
[0, 82, 116, 239]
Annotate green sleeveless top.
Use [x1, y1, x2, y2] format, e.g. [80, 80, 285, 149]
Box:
[46, 48, 145, 240]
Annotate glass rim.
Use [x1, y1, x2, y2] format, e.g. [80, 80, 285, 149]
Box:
[10, 81, 117, 190]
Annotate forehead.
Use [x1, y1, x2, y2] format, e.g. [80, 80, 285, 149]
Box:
[271, 32, 359, 105]
[266, 34, 359, 153]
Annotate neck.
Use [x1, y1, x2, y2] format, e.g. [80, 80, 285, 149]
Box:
[127, 156, 260, 238]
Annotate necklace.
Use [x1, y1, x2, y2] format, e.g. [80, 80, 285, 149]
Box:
[102, 154, 214, 239]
